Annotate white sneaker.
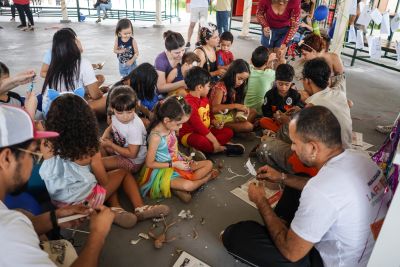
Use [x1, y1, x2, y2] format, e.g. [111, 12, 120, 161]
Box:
[375, 125, 393, 134]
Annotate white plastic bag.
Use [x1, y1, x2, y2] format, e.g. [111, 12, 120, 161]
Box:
[391, 13, 400, 32]
[358, 7, 372, 26]
[368, 36, 382, 59]
[356, 29, 364, 49]
[370, 8, 383, 25]
[349, 25, 357, 42]
[381, 12, 390, 34]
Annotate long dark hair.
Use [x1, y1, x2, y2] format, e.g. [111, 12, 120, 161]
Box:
[147, 96, 191, 133]
[42, 28, 81, 94]
[220, 59, 250, 104]
[125, 63, 158, 101]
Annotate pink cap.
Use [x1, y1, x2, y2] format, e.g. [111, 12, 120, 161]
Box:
[0, 105, 59, 148]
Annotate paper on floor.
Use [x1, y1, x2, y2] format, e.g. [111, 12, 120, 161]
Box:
[231, 178, 281, 209]
[173, 251, 211, 267]
[352, 132, 374, 151]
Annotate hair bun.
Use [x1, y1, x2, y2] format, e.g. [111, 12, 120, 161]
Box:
[163, 30, 174, 39]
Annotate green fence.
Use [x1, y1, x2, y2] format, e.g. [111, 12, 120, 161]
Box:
[0, 0, 180, 22]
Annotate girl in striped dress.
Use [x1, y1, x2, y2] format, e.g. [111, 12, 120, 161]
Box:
[139, 96, 219, 202]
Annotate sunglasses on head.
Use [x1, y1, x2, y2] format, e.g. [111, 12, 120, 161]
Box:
[296, 42, 316, 54]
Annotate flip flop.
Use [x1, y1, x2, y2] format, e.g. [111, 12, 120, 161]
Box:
[135, 204, 170, 221]
[111, 207, 137, 229]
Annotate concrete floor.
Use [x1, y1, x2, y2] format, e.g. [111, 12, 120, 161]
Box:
[1, 15, 400, 267]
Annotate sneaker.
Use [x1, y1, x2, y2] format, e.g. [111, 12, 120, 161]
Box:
[111, 207, 137, 229]
[135, 204, 170, 221]
[17, 24, 26, 28]
[10, 17, 15, 21]
[375, 125, 393, 134]
[195, 41, 201, 47]
[25, 25, 34, 31]
[172, 190, 192, 203]
[96, 18, 101, 23]
[189, 147, 207, 161]
[103, 13, 108, 19]
[225, 143, 245, 157]
[185, 42, 191, 48]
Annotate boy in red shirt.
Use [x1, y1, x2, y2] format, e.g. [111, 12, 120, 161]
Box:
[179, 67, 244, 156]
[216, 31, 234, 70]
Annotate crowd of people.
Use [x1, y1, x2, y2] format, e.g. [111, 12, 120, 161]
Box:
[0, 0, 393, 266]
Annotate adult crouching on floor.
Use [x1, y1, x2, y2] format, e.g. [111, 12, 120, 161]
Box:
[222, 106, 390, 267]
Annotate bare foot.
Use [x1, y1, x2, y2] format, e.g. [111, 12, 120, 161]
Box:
[210, 168, 220, 180]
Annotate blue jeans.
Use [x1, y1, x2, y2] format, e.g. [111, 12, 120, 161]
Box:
[261, 27, 289, 48]
[119, 61, 137, 77]
[97, 2, 111, 17]
[216, 11, 230, 35]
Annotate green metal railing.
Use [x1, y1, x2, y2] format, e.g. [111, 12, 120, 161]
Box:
[0, 0, 179, 23]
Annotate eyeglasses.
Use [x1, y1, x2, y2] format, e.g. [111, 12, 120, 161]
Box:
[17, 148, 43, 164]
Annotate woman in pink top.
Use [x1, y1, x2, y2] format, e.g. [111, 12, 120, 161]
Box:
[256, 0, 300, 54]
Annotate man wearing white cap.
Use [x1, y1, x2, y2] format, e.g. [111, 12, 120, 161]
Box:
[0, 105, 114, 267]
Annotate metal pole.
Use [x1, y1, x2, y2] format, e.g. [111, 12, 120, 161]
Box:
[153, 0, 164, 27]
[330, 0, 352, 54]
[76, 0, 81, 21]
[60, 0, 71, 22]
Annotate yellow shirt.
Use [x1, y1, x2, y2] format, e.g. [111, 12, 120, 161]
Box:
[216, 0, 231, 11]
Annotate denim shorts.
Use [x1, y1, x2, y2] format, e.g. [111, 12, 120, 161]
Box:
[261, 27, 289, 48]
[119, 61, 137, 77]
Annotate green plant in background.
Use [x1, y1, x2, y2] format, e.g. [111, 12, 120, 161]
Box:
[178, 0, 186, 9]
[177, 0, 217, 12]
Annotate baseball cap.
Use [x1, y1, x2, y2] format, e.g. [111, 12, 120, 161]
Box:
[0, 105, 59, 148]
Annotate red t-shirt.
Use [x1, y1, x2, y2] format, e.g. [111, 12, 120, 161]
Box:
[13, 0, 30, 5]
[179, 94, 211, 138]
[216, 50, 234, 67]
[256, 0, 301, 44]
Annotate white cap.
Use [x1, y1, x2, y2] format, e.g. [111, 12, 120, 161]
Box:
[0, 105, 59, 148]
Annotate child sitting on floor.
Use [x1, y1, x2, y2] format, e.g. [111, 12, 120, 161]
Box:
[139, 96, 219, 203]
[216, 31, 234, 70]
[0, 61, 39, 120]
[244, 46, 277, 116]
[101, 86, 147, 174]
[209, 59, 257, 134]
[179, 66, 245, 157]
[260, 64, 302, 132]
[112, 63, 159, 127]
[39, 94, 169, 229]
[166, 52, 200, 97]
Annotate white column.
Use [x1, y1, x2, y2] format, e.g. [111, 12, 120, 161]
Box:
[330, 0, 351, 54]
[239, 0, 252, 39]
[153, 0, 165, 28]
[60, 0, 71, 23]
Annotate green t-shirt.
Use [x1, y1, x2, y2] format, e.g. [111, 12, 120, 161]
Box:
[244, 66, 275, 115]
